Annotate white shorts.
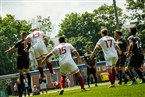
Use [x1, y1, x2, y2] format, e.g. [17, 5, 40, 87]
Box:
[105, 56, 118, 66]
[33, 43, 48, 60]
[60, 59, 80, 76]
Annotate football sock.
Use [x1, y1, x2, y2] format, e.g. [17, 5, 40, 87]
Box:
[60, 76, 66, 89]
[92, 73, 97, 84]
[112, 69, 116, 84]
[135, 69, 143, 79]
[26, 73, 31, 88]
[87, 77, 90, 86]
[46, 62, 54, 74]
[119, 70, 123, 82]
[38, 67, 45, 78]
[108, 72, 113, 84]
[20, 74, 24, 86]
[78, 76, 85, 89]
[125, 70, 133, 79]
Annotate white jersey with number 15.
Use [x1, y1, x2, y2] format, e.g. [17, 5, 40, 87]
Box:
[51, 43, 76, 63]
[96, 36, 118, 59]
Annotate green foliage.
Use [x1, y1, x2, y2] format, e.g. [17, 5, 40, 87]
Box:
[0, 79, 11, 89]
[125, 0, 145, 49]
[0, 14, 31, 75]
[58, 4, 124, 58]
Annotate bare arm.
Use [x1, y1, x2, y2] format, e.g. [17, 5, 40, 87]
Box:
[73, 50, 81, 64]
[24, 37, 30, 52]
[90, 46, 98, 60]
[42, 53, 53, 64]
[126, 41, 134, 57]
[115, 45, 122, 55]
[5, 46, 16, 53]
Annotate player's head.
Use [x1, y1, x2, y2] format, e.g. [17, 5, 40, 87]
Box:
[114, 30, 122, 39]
[21, 31, 27, 39]
[100, 28, 108, 37]
[59, 36, 65, 43]
[130, 27, 137, 35]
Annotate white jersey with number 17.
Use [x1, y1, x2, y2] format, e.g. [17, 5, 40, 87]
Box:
[51, 43, 76, 64]
[96, 36, 118, 59]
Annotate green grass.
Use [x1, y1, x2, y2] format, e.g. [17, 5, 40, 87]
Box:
[9, 82, 145, 97]
[31, 82, 145, 97]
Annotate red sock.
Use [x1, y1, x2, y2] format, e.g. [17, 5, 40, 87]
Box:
[112, 68, 116, 84]
[38, 67, 45, 78]
[108, 72, 113, 84]
[46, 63, 54, 74]
[60, 77, 66, 89]
[78, 76, 84, 89]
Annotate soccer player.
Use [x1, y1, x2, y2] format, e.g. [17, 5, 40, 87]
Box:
[24, 28, 54, 80]
[91, 28, 121, 88]
[126, 27, 145, 85]
[5, 32, 31, 97]
[84, 45, 97, 88]
[114, 30, 129, 85]
[42, 36, 87, 95]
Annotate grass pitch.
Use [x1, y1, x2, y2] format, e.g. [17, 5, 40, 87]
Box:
[32, 82, 145, 97]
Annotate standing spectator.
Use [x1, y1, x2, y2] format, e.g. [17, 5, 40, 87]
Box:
[66, 77, 70, 88]
[13, 82, 18, 97]
[5, 32, 31, 97]
[42, 36, 87, 95]
[84, 45, 97, 88]
[91, 28, 121, 88]
[23, 76, 30, 97]
[39, 77, 47, 94]
[32, 85, 40, 96]
[24, 28, 54, 80]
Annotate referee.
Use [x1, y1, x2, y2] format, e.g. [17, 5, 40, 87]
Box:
[5, 31, 31, 97]
[84, 45, 97, 88]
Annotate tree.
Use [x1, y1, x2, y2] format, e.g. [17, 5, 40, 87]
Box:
[0, 14, 31, 75]
[125, 0, 145, 48]
[58, 4, 124, 57]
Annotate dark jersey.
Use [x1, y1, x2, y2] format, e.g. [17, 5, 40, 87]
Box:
[117, 38, 127, 53]
[14, 39, 30, 56]
[128, 36, 142, 54]
[84, 52, 96, 68]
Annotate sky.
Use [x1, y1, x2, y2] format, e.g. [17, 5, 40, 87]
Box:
[0, 0, 127, 37]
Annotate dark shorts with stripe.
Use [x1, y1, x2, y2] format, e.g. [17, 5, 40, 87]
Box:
[17, 56, 29, 70]
[128, 54, 144, 68]
[87, 68, 96, 75]
[116, 55, 126, 67]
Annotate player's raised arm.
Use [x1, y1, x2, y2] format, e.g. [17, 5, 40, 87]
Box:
[73, 50, 81, 64]
[5, 46, 16, 53]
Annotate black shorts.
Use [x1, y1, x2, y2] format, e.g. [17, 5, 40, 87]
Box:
[116, 55, 126, 67]
[87, 68, 96, 75]
[17, 56, 29, 70]
[129, 54, 144, 68]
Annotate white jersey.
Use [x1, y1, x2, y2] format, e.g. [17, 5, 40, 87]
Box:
[51, 43, 76, 64]
[27, 31, 47, 46]
[96, 36, 118, 59]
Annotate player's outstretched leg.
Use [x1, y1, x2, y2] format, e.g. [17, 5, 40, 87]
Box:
[75, 72, 87, 91]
